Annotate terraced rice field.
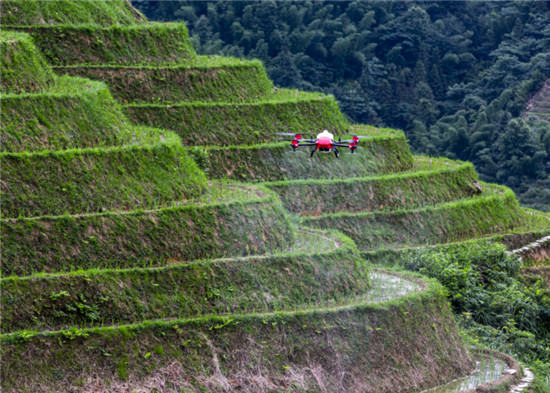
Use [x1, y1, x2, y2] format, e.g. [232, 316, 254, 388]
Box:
[1, 1, 547, 392]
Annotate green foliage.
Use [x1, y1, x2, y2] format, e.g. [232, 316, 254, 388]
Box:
[266, 157, 480, 215]
[0, 31, 55, 94]
[1, 184, 295, 276]
[59, 57, 273, 104]
[1, 129, 207, 218]
[303, 185, 539, 251]
[0, 276, 473, 393]
[9, 23, 196, 65]
[143, 1, 550, 210]
[403, 243, 550, 333]
[125, 91, 349, 146]
[0, 0, 145, 26]
[200, 132, 413, 183]
[1, 76, 136, 152]
[0, 231, 369, 332]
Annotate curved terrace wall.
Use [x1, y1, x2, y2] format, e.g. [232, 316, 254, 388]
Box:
[1, 77, 139, 152]
[0, 0, 145, 26]
[0, 31, 55, 94]
[124, 90, 348, 146]
[1, 184, 295, 276]
[7, 23, 196, 65]
[58, 58, 274, 103]
[200, 133, 413, 183]
[1, 273, 474, 393]
[303, 185, 534, 251]
[1, 129, 207, 218]
[1, 230, 369, 332]
[265, 157, 481, 215]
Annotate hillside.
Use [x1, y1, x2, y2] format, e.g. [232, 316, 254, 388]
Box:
[1, 1, 549, 392]
[525, 80, 550, 122]
[134, 0, 550, 213]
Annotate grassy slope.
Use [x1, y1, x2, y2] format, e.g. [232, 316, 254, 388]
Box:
[1, 76, 137, 152]
[58, 57, 274, 103]
[266, 157, 481, 215]
[0, 31, 54, 94]
[1, 231, 369, 332]
[200, 132, 413, 182]
[1, 129, 207, 218]
[7, 23, 196, 65]
[302, 185, 544, 251]
[1, 184, 295, 276]
[0, 0, 144, 25]
[1, 275, 473, 393]
[125, 91, 349, 145]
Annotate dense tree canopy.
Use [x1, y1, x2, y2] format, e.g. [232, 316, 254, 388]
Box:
[133, 0, 550, 211]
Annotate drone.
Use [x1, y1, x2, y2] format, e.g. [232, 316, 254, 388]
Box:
[276, 131, 372, 158]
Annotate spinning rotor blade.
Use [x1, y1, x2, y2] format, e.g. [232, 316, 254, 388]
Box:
[339, 135, 373, 143]
[276, 132, 300, 136]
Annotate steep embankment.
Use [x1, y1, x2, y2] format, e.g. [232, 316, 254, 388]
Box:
[1, 1, 547, 392]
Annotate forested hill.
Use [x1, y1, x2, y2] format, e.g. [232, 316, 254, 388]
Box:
[132, 0, 550, 211]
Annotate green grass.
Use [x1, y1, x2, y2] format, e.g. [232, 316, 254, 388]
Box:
[1, 184, 295, 276]
[195, 132, 413, 183]
[362, 228, 550, 267]
[0, 275, 473, 393]
[302, 184, 538, 251]
[3, 3, 547, 391]
[0, 31, 55, 94]
[1, 76, 138, 152]
[1, 128, 207, 218]
[0, 230, 369, 332]
[125, 91, 349, 145]
[7, 23, 196, 65]
[0, 0, 145, 26]
[58, 57, 274, 104]
[265, 157, 480, 215]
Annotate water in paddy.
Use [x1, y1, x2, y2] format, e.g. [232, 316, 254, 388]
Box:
[421, 355, 507, 393]
[366, 271, 420, 303]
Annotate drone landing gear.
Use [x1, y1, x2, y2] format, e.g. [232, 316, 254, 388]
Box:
[333, 147, 340, 158]
[310, 147, 317, 157]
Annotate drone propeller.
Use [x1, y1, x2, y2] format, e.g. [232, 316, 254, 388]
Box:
[339, 135, 373, 143]
[276, 132, 300, 136]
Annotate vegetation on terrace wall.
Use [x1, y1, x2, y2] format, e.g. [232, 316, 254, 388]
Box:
[368, 241, 550, 391]
[1, 232, 368, 332]
[7, 23, 196, 65]
[199, 135, 413, 183]
[265, 158, 480, 215]
[1, 77, 137, 152]
[1, 277, 473, 393]
[0, 0, 145, 26]
[59, 59, 273, 104]
[0, 31, 54, 94]
[1, 186, 294, 276]
[1, 132, 207, 218]
[303, 186, 535, 250]
[134, 0, 550, 211]
[125, 93, 348, 146]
